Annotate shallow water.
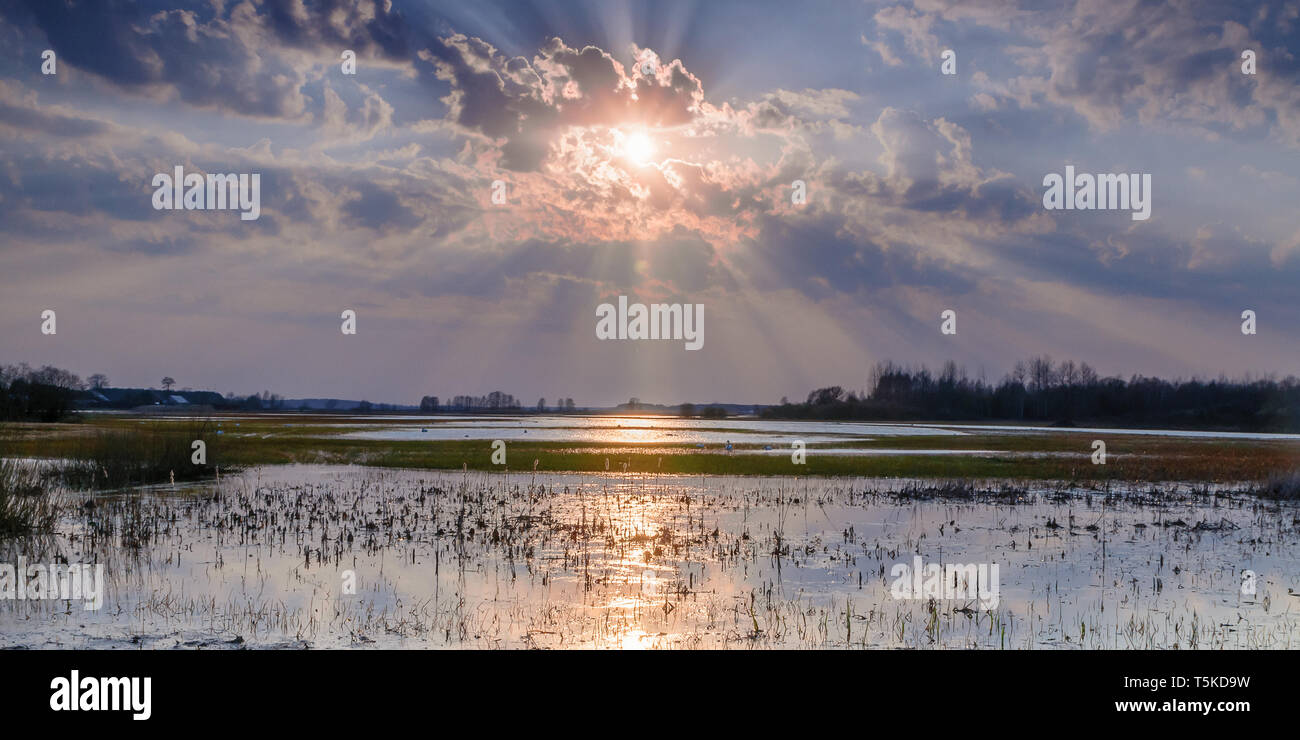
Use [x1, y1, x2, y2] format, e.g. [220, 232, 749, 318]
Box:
[936, 423, 1300, 441]
[340, 427, 869, 445]
[206, 413, 1300, 446]
[1, 465, 1296, 649]
[332, 416, 965, 444]
[737, 447, 1007, 456]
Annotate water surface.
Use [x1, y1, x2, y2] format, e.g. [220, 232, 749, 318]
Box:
[3, 465, 1294, 649]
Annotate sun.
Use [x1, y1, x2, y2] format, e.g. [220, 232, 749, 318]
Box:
[622, 131, 656, 165]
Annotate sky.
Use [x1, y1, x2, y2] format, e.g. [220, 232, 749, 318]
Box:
[0, 0, 1298, 406]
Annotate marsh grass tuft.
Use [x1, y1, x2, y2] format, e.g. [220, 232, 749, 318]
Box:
[0, 458, 58, 536]
[1253, 471, 1300, 500]
[56, 419, 228, 490]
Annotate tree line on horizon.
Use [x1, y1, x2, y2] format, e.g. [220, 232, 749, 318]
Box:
[1, 361, 563, 421]
[419, 394, 578, 412]
[6, 358, 1299, 431]
[0, 363, 321, 420]
[0, 364, 84, 422]
[762, 357, 1300, 431]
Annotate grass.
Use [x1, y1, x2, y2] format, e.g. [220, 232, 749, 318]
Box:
[1, 413, 1297, 483]
[1253, 471, 1300, 500]
[0, 458, 58, 537]
[48, 419, 228, 490]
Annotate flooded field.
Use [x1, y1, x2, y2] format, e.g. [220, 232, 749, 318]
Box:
[3, 464, 1297, 649]
[195, 413, 1300, 445]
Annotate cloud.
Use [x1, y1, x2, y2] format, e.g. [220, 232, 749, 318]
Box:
[873, 4, 944, 63]
[0, 80, 113, 137]
[1, 0, 420, 125]
[1, 0, 1297, 401]
[422, 34, 705, 171]
[884, 0, 1300, 146]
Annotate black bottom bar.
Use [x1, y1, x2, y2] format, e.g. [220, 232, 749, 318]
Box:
[0, 648, 1284, 728]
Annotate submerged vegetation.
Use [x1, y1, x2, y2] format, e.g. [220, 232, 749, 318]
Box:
[4, 466, 1296, 649]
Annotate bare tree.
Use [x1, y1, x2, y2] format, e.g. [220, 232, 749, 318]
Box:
[1029, 356, 1053, 392]
[1060, 360, 1079, 387]
[1079, 362, 1098, 386]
